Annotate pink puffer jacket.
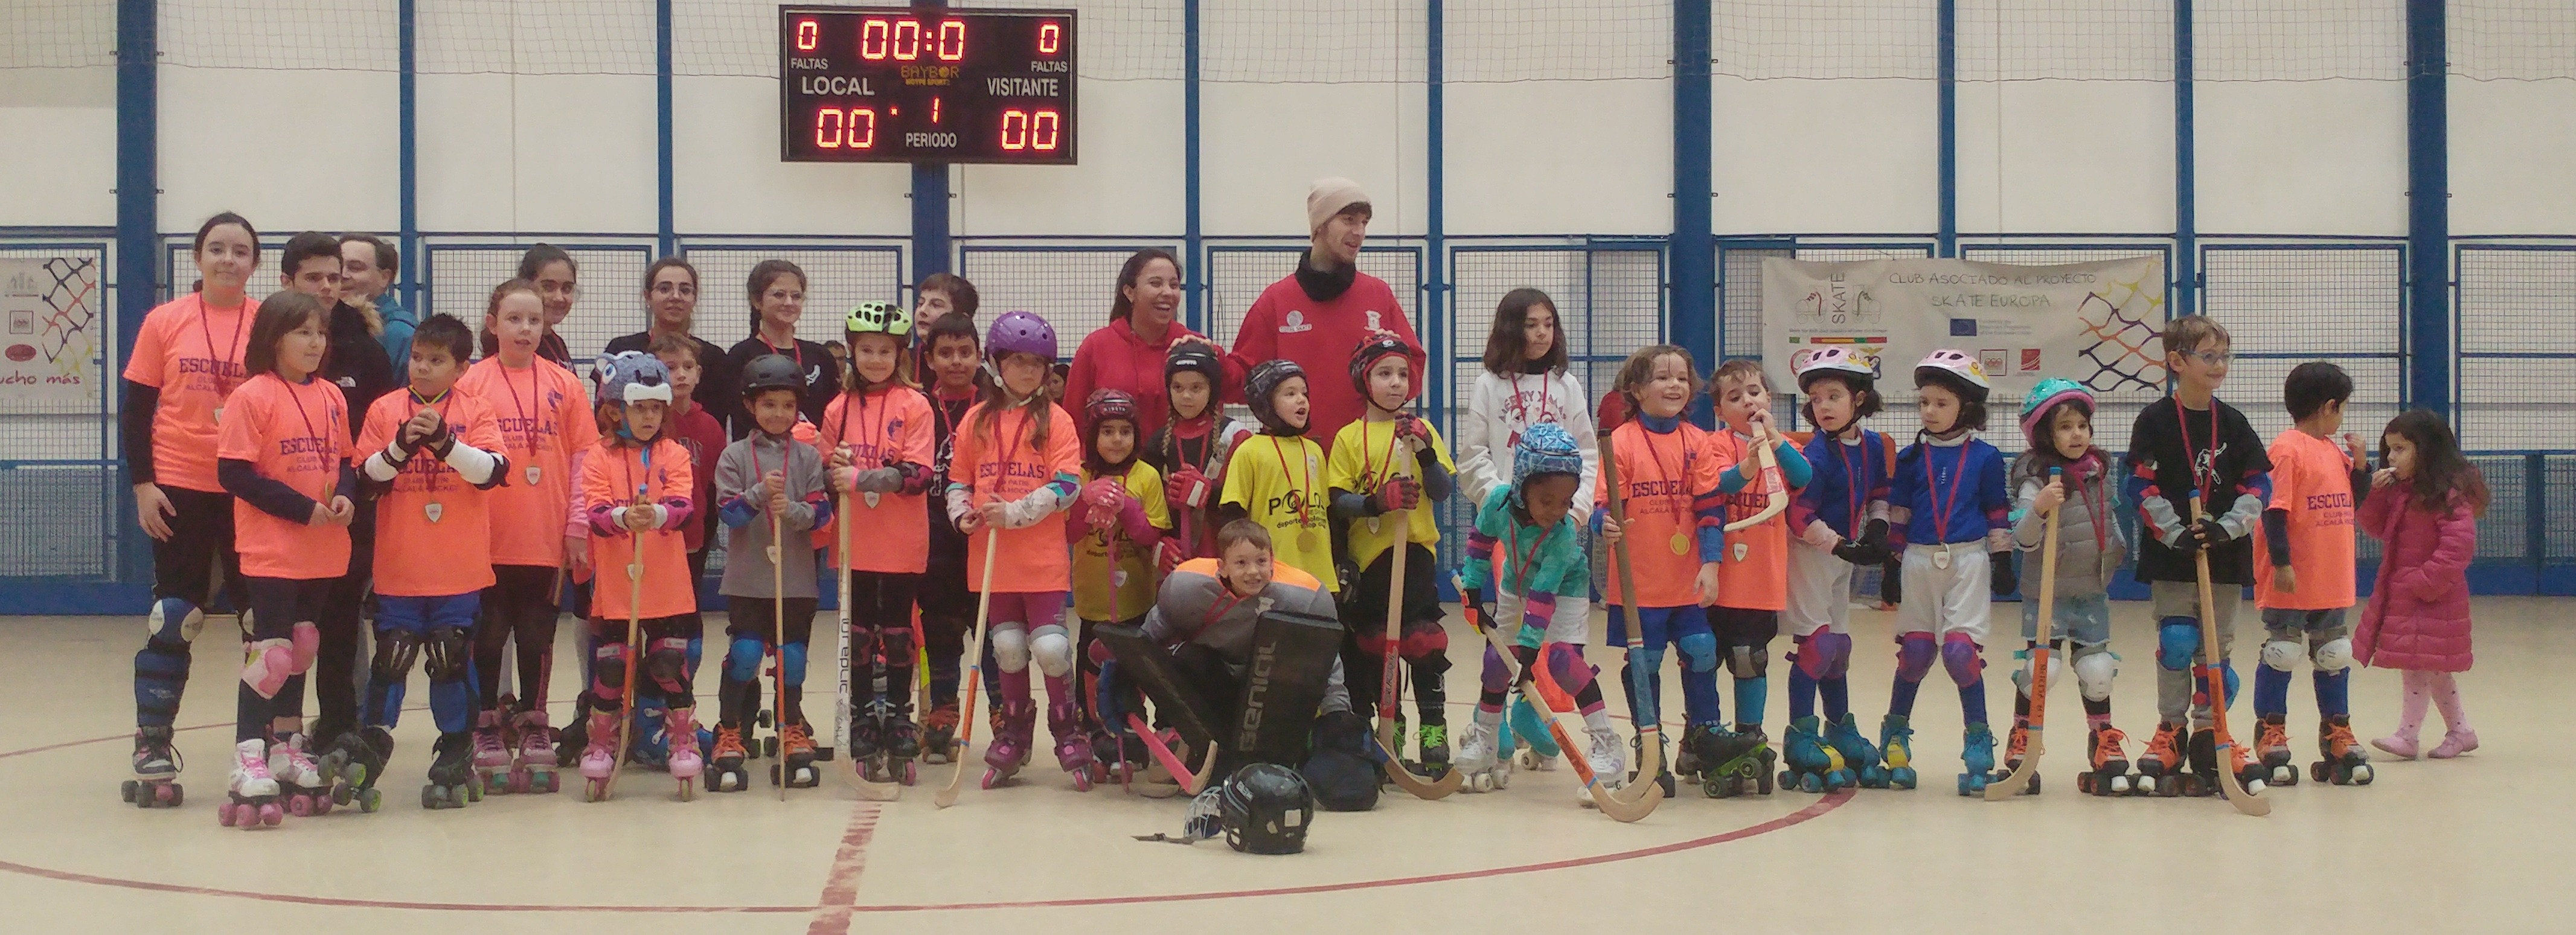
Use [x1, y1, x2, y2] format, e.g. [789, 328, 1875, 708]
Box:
[2353, 486, 2476, 673]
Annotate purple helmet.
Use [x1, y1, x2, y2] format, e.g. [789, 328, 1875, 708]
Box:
[985, 310, 1058, 362]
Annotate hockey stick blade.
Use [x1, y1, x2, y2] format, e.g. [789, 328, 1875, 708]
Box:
[1130, 713, 1217, 796]
[1368, 733, 1463, 800]
[2191, 495, 2270, 818]
[1990, 486, 2060, 802]
[1470, 612, 1662, 823]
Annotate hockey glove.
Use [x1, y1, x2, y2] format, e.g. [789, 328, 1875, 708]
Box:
[1832, 538, 1877, 565]
[1372, 477, 1422, 513]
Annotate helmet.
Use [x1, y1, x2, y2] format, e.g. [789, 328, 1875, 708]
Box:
[1165, 341, 1225, 390]
[2019, 377, 2095, 449]
[985, 310, 1057, 362]
[1217, 763, 1315, 855]
[1084, 388, 1140, 428]
[740, 353, 806, 399]
[1794, 345, 1877, 394]
[845, 300, 912, 338]
[1245, 359, 1309, 436]
[1914, 349, 1991, 403]
[594, 351, 673, 406]
[1347, 332, 1415, 396]
[1510, 422, 1583, 504]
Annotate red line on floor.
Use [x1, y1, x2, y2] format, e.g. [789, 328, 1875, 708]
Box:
[804, 802, 884, 935]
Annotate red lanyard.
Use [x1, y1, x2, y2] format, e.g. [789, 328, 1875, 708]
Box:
[1270, 436, 1314, 527]
[1638, 422, 1689, 513]
[761, 333, 803, 370]
[1508, 521, 1556, 600]
[280, 376, 336, 498]
[2175, 400, 2220, 495]
[832, 388, 890, 461]
[1926, 442, 1969, 545]
[1515, 373, 1552, 435]
[196, 295, 249, 394]
[500, 361, 541, 454]
[1358, 417, 1402, 488]
[987, 404, 1032, 498]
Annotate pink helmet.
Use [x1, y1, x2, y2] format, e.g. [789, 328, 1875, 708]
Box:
[1914, 349, 1990, 400]
[1794, 346, 1877, 393]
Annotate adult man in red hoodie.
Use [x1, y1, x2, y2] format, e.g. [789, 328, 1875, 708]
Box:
[1229, 178, 1427, 443]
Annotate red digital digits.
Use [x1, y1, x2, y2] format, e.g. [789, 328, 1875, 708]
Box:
[998, 109, 1062, 152]
[813, 108, 879, 149]
[795, 19, 818, 51]
[1038, 22, 1061, 55]
[857, 18, 965, 62]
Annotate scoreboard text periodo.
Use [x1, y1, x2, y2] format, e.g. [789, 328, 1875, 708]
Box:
[779, 7, 1076, 164]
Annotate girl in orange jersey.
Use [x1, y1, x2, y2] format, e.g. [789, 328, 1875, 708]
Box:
[456, 280, 600, 789]
[814, 301, 937, 785]
[353, 315, 511, 808]
[575, 352, 702, 798]
[121, 213, 261, 808]
[214, 291, 357, 828]
[945, 312, 1084, 789]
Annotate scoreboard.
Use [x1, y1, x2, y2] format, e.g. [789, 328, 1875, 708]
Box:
[780, 7, 1077, 164]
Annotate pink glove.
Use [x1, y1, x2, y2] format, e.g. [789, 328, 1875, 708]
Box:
[1393, 414, 1432, 450]
[1165, 466, 1206, 511]
[1156, 538, 1186, 575]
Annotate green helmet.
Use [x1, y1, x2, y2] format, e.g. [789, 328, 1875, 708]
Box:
[2019, 377, 2095, 448]
[845, 300, 912, 338]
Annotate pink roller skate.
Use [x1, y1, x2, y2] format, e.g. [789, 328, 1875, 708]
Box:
[579, 708, 621, 802]
[221, 738, 284, 829]
[664, 707, 703, 801]
[512, 710, 560, 793]
[982, 700, 1034, 789]
[1049, 699, 1099, 791]
[472, 710, 513, 795]
[268, 732, 333, 817]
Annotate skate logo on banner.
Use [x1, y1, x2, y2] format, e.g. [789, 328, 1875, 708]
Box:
[1280, 310, 1313, 334]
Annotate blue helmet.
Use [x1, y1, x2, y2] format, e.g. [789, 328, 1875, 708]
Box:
[1510, 422, 1583, 504]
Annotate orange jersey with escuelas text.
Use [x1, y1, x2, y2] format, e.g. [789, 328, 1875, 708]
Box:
[217, 373, 352, 580]
[1708, 429, 1793, 611]
[125, 293, 259, 493]
[1597, 420, 1729, 608]
[457, 355, 597, 568]
[950, 401, 1083, 593]
[359, 389, 506, 597]
[579, 437, 696, 620]
[2253, 429, 2360, 611]
[819, 385, 937, 574]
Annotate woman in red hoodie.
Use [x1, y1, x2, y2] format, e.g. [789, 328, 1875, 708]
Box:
[1062, 248, 1232, 439]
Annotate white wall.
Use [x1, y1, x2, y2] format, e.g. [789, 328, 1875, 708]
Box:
[1444, 80, 1671, 236]
[2450, 77, 2576, 236]
[0, 65, 116, 227]
[2193, 80, 2411, 236]
[1955, 81, 2176, 234]
[416, 73, 658, 234]
[1712, 78, 1942, 235]
[158, 69, 402, 236]
[1198, 82, 1427, 237]
[954, 79, 1186, 236]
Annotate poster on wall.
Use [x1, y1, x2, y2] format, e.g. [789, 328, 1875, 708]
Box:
[0, 256, 104, 414]
[1760, 255, 2169, 410]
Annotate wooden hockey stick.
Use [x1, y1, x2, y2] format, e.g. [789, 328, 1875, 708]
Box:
[1366, 452, 1461, 800]
[1595, 422, 1668, 807]
[1988, 468, 2062, 800]
[1722, 435, 1789, 533]
[1459, 576, 1663, 823]
[934, 529, 1001, 809]
[772, 504, 791, 802]
[594, 487, 647, 803]
[2190, 495, 2269, 817]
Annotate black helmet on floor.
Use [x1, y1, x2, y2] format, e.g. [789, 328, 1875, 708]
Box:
[742, 353, 806, 399]
[1219, 762, 1315, 855]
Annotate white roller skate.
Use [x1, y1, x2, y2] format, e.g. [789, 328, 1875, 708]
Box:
[1575, 722, 1628, 808]
[1453, 710, 1512, 793]
[268, 733, 335, 817]
[222, 738, 283, 829]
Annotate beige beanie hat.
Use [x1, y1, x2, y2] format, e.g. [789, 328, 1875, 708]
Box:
[1306, 177, 1371, 233]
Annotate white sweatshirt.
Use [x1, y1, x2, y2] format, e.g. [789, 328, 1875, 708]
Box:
[1454, 368, 1598, 523]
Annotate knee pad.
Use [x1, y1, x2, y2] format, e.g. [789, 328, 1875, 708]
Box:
[423, 626, 470, 683]
[1481, 646, 1512, 693]
[685, 636, 704, 677]
[1353, 629, 1391, 657]
[287, 620, 319, 672]
[1398, 626, 1447, 661]
[1894, 632, 1936, 683]
[370, 628, 422, 686]
[240, 624, 318, 699]
[2072, 646, 2119, 702]
[1728, 645, 1769, 680]
[145, 598, 205, 646]
[2260, 639, 2302, 673]
[1634, 646, 1668, 678]
[1030, 630, 1074, 678]
[1793, 631, 1852, 680]
[991, 626, 1031, 673]
[1677, 632, 1720, 674]
[647, 637, 691, 692]
[780, 641, 808, 687]
[2310, 637, 2354, 673]
[2008, 644, 2065, 697]
[134, 640, 192, 725]
[2157, 619, 2199, 671]
[1542, 644, 1595, 696]
[592, 643, 629, 695]
[879, 626, 917, 664]
[725, 635, 766, 683]
[1941, 634, 1984, 686]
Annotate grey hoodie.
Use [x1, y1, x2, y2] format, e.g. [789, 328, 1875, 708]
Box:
[2010, 450, 2129, 597]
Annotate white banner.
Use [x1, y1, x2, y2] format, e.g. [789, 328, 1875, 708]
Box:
[1760, 255, 2169, 410]
[0, 256, 105, 414]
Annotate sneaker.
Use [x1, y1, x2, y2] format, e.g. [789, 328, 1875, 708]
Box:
[2429, 728, 2479, 759]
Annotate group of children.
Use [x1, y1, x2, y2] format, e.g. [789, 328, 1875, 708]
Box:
[127, 214, 2486, 823]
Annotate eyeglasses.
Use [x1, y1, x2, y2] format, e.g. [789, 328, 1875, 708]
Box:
[2185, 350, 2231, 366]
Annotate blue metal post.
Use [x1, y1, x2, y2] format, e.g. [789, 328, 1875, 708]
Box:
[1935, 0, 1957, 257]
[911, 0, 952, 281]
[115, 0, 157, 585]
[2405, 0, 2452, 417]
[399, 0, 420, 312]
[656, 0, 676, 257]
[2173, 0, 2196, 317]
[1425, 0, 1445, 417]
[1672, 0, 1716, 425]
[1182, 0, 1202, 332]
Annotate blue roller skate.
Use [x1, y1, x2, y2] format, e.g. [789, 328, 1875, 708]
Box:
[1777, 716, 1848, 793]
[1508, 697, 1561, 771]
[1956, 722, 1997, 796]
[1877, 715, 1918, 789]
[1824, 713, 1877, 789]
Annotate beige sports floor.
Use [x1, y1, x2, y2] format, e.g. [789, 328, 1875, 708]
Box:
[0, 597, 2564, 935]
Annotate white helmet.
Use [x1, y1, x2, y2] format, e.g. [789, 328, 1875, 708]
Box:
[1794, 346, 1877, 393]
[1914, 349, 1990, 402]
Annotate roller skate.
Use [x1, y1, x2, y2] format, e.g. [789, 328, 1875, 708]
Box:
[708, 724, 752, 792]
[321, 726, 392, 812]
[981, 700, 1034, 789]
[2256, 718, 2298, 787]
[1508, 698, 1560, 772]
[1956, 722, 1996, 796]
[2136, 722, 2185, 796]
[2429, 728, 2479, 759]
[1690, 724, 1771, 797]
[1778, 716, 1848, 793]
[2077, 724, 2134, 795]
[123, 726, 185, 809]
[920, 703, 960, 765]
[1996, 721, 2035, 794]
[1875, 715, 1918, 789]
[221, 738, 283, 829]
[664, 708, 703, 800]
[881, 716, 923, 786]
[775, 721, 822, 789]
[1574, 724, 1627, 808]
[510, 716, 556, 793]
[2310, 716, 2373, 785]
[1452, 715, 1510, 792]
[2185, 727, 2264, 797]
[1049, 701, 1100, 791]
[1824, 714, 1879, 787]
[421, 731, 475, 810]
[471, 710, 513, 795]
[578, 708, 621, 802]
[269, 733, 336, 817]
